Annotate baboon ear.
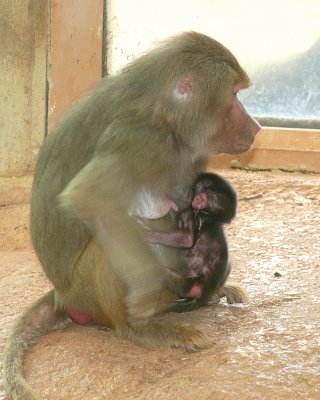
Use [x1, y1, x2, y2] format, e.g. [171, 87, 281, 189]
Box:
[173, 75, 194, 102]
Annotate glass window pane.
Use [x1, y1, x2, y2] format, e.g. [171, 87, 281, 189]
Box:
[108, 0, 320, 128]
[239, 40, 320, 129]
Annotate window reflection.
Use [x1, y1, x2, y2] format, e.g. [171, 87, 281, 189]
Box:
[240, 40, 320, 129]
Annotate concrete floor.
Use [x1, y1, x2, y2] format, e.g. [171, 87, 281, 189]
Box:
[1, 169, 320, 399]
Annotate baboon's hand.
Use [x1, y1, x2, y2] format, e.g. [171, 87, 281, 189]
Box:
[211, 282, 249, 304]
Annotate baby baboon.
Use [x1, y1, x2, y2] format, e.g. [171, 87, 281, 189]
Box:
[147, 172, 248, 311]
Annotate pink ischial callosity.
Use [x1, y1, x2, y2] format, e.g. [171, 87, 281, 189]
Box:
[67, 309, 95, 325]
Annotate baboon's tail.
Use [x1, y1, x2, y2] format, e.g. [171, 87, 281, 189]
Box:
[3, 290, 69, 400]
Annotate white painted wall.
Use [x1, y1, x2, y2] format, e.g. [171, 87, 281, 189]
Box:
[106, 0, 320, 74]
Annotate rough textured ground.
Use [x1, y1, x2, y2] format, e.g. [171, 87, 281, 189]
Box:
[1, 169, 319, 400]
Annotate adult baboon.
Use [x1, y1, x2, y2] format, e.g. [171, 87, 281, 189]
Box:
[4, 32, 259, 400]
